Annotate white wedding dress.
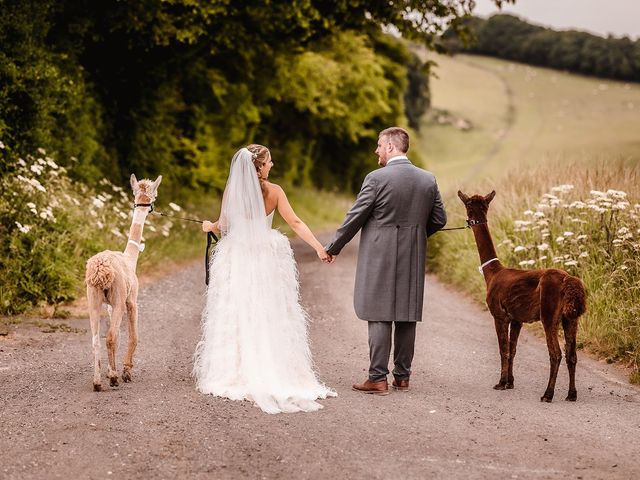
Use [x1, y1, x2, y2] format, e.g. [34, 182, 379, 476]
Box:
[193, 149, 336, 414]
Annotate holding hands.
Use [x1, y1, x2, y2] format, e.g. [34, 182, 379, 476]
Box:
[316, 248, 335, 264]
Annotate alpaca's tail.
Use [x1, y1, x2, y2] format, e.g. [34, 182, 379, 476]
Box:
[85, 253, 115, 290]
[562, 275, 587, 319]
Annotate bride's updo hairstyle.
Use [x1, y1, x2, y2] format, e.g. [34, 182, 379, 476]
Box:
[246, 144, 270, 196]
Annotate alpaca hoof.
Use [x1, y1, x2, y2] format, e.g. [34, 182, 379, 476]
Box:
[109, 377, 119, 387]
[122, 370, 132, 383]
[566, 391, 577, 402]
[540, 395, 553, 403]
[493, 383, 507, 390]
[93, 383, 102, 392]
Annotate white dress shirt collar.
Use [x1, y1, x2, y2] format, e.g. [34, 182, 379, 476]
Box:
[386, 155, 408, 165]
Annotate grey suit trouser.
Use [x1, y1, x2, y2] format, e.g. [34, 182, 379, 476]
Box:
[368, 321, 417, 382]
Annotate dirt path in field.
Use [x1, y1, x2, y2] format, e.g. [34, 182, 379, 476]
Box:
[1, 235, 639, 480]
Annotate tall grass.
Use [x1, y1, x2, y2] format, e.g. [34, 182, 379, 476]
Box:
[429, 160, 640, 383]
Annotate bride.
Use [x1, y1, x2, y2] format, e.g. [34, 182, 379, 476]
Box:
[193, 144, 337, 413]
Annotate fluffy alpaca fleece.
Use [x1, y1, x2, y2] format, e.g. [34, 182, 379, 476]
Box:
[85, 174, 161, 391]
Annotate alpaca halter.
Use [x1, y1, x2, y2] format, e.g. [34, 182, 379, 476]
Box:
[440, 218, 488, 231]
[128, 239, 145, 252]
[479, 257, 499, 275]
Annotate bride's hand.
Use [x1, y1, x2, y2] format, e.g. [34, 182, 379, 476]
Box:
[202, 220, 215, 233]
[316, 248, 330, 263]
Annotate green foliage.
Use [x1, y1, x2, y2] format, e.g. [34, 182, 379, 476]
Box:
[0, 148, 188, 314]
[429, 161, 640, 381]
[446, 14, 640, 82]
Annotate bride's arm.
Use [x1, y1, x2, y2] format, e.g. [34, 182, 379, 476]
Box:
[275, 185, 329, 261]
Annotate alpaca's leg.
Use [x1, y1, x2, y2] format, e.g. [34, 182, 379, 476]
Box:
[541, 320, 562, 403]
[562, 316, 578, 401]
[493, 318, 510, 390]
[506, 320, 522, 389]
[106, 305, 123, 387]
[87, 288, 103, 391]
[122, 299, 138, 383]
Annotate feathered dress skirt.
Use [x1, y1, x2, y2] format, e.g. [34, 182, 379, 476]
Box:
[193, 228, 336, 414]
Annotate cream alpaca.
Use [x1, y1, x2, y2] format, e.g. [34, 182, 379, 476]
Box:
[85, 174, 161, 391]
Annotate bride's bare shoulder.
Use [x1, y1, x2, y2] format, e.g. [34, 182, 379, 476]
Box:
[265, 181, 285, 195]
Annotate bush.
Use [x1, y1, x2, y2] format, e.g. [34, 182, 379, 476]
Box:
[0, 146, 185, 314]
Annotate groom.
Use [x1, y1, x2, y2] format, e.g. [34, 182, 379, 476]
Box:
[325, 127, 447, 395]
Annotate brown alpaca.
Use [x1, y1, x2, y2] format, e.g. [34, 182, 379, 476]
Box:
[458, 190, 587, 402]
[85, 174, 161, 391]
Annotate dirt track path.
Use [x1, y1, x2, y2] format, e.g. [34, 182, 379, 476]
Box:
[2, 236, 639, 479]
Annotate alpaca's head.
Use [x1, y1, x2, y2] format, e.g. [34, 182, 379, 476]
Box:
[457, 190, 495, 224]
[130, 174, 162, 204]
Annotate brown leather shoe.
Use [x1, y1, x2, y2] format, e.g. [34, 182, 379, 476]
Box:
[392, 378, 410, 391]
[352, 379, 389, 396]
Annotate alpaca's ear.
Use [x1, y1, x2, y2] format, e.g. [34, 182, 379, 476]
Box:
[457, 190, 470, 203]
[130, 174, 138, 190]
[485, 190, 496, 204]
[151, 175, 162, 191]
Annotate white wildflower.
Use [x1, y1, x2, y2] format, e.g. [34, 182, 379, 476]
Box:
[534, 211, 545, 218]
[543, 193, 558, 200]
[553, 256, 564, 263]
[162, 230, 170, 237]
[613, 201, 630, 210]
[514, 246, 527, 253]
[46, 158, 58, 169]
[569, 201, 586, 209]
[148, 225, 157, 233]
[537, 243, 549, 251]
[97, 194, 107, 202]
[92, 198, 105, 209]
[579, 252, 589, 258]
[618, 227, 630, 235]
[71, 197, 80, 206]
[542, 232, 550, 239]
[607, 189, 627, 199]
[590, 190, 606, 197]
[519, 260, 535, 267]
[96, 221, 104, 229]
[15, 222, 31, 234]
[563, 231, 574, 237]
[32, 179, 46, 192]
[564, 260, 578, 267]
[621, 265, 629, 271]
[36, 157, 46, 165]
[0, 140, 5, 149]
[37, 147, 46, 155]
[111, 229, 124, 238]
[556, 236, 565, 243]
[169, 202, 182, 212]
[514, 220, 532, 228]
[30, 164, 44, 175]
[523, 210, 534, 216]
[539, 256, 547, 261]
[119, 211, 128, 219]
[612, 239, 623, 246]
[576, 234, 588, 241]
[551, 184, 574, 194]
[26, 202, 36, 209]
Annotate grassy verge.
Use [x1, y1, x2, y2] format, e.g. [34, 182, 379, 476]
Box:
[429, 159, 640, 383]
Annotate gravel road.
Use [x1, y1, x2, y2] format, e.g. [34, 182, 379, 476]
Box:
[1, 236, 639, 479]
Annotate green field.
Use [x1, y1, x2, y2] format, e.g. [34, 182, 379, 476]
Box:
[420, 54, 640, 191]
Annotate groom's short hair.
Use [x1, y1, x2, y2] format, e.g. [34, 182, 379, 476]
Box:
[379, 127, 409, 153]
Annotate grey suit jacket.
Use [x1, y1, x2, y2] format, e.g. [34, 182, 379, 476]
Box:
[325, 159, 447, 322]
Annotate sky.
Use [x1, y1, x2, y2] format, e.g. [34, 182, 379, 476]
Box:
[473, 0, 640, 39]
